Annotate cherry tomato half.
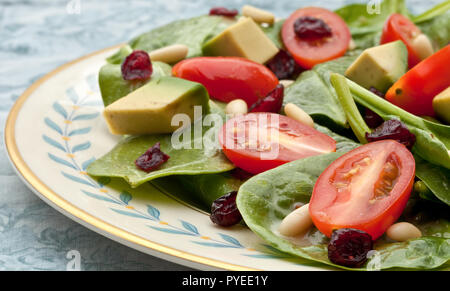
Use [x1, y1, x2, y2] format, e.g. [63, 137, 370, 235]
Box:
[380, 14, 422, 68]
[309, 140, 415, 240]
[282, 7, 351, 69]
[172, 57, 279, 107]
[219, 113, 337, 174]
[385, 45, 450, 117]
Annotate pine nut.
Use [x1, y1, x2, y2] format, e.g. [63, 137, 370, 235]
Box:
[278, 204, 313, 237]
[411, 34, 434, 60]
[279, 79, 294, 88]
[348, 38, 356, 50]
[386, 222, 422, 242]
[242, 5, 275, 24]
[284, 103, 314, 128]
[148, 44, 189, 64]
[226, 99, 248, 117]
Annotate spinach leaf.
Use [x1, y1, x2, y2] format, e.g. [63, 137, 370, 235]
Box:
[237, 153, 450, 270]
[413, 0, 450, 23]
[98, 61, 172, 107]
[283, 55, 357, 130]
[87, 101, 235, 187]
[346, 77, 450, 170]
[335, 0, 409, 37]
[261, 20, 285, 48]
[415, 155, 450, 206]
[152, 172, 243, 211]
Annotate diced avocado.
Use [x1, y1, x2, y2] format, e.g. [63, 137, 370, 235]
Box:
[432, 87, 450, 124]
[345, 40, 408, 92]
[99, 61, 172, 107]
[202, 17, 279, 64]
[103, 76, 210, 135]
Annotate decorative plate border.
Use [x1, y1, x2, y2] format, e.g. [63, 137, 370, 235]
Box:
[4, 45, 261, 271]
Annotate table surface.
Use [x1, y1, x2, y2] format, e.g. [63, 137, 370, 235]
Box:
[0, 0, 441, 270]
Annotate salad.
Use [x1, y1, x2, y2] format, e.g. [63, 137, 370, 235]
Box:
[87, 0, 450, 270]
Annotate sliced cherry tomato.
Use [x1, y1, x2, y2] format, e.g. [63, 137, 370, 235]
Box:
[380, 14, 422, 68]
[218, 113, 337, 174]
[172, 57, 279, 107]
[281, 7, 351, 69]
[385, 45, 450, 117]
[309, 140, 415, 240]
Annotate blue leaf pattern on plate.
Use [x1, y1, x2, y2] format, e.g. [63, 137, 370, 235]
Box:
[119, 191, 132, 205]
[68, 127, 92, 136]
[48, 153, 77, 170]
[42, 135, 66, 152]
[44, 118, 63, 135]
[52, 102, 68, 119]
[71, 141, 91, 153]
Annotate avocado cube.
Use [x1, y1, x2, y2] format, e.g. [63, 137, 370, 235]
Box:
[432, 87, 450, 124]
[345, 41, 408, 92]
[202, 17, 279, 64]
[103, 76, 209, 135]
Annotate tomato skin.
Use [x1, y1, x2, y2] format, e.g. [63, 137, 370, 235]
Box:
[172, 57, 279, 107]
[309, 140, 415, 240]
[385, 45, 450, 117]
[219, 113, 337, 174]
[380, 14, 422, 68]
[282, 7, 351, 69]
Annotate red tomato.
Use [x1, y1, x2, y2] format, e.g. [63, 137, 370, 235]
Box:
[218, 113, 337, 174]
[385, 45, 450, 117]
[380, 14, 422, 68]
[309, 140, 415, 240]
[281, 7, 351, 69]
[172, 57, 279, 107]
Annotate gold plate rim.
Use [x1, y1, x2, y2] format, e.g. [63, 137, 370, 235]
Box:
[4, 45, 258, 271]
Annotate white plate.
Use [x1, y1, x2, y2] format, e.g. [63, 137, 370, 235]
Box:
[5, 46, 327, 271]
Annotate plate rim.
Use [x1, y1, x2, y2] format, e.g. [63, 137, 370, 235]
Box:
[4, 45, 258, 271]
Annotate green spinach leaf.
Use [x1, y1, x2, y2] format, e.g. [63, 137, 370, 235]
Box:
[415, 155, 450, 206]
[99, 61, 172, 107]
[237, 153, 450, 270]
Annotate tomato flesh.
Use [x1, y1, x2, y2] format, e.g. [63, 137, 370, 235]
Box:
[385, 45, 450, 117]
[309, 140, 415, 240]
[282, 7, 351, 69]
[219, 113, 337, 174]
[172, 57, 279, 107]
[380, 13, 422, 68]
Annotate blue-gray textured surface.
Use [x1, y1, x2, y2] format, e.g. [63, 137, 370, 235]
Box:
[0, 0, 442, 271]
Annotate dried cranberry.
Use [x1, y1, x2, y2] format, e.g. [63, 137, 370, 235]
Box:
[366, 119, 416, 149]
[249, 84, 284, 113]
[121, 50, 152, 81]
[294, 16, 332, 39]
[209, 7, 238, 17]
[364, 108, 384, 129]
[210, 191, 242, 227]
[266, 50, 300, 80]
[135, 142, 170, 172]
[328, 228, 373, 268]
[369, 87, 385, 98]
